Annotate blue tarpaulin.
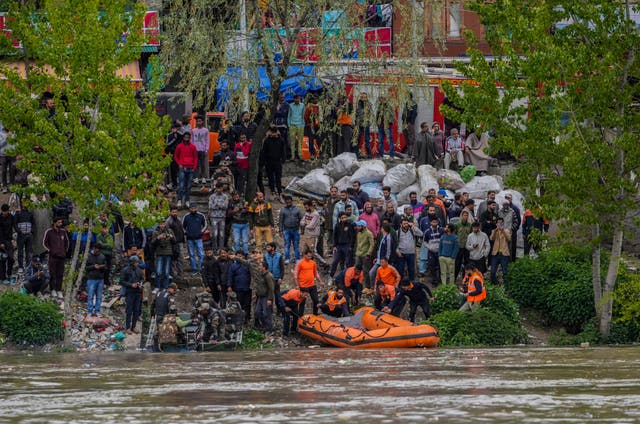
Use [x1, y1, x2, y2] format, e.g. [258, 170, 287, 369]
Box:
[215, 65, 322, 110]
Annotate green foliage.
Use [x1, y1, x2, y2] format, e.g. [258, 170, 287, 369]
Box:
[548, 320, 600, 346]
[546, 279, 594, 334]
[507, 245, 595, 332]
[240, 328, 272, 350]
[484, 285, 520, 324]
[427, 308, 527, 347]
[0, 0, 169, 228]
[613, 269, 640, 325]
[431, 284, 462, 315]
[0, 291, 64, 345]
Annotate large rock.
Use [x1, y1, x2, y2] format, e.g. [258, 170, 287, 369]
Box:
[293, 168, 333, 195]
[350, 160, 386, 184]
[324, 152, 359, 179]
[417, 165, 439, 197]
[383, 163, 417, 193]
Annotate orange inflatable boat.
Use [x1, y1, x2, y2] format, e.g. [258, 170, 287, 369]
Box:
[297, 307, 440, 348]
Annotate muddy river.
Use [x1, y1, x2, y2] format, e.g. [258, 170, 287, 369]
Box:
[1, 347, 639, 423]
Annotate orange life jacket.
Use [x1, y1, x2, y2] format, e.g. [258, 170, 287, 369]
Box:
[379, 284, 396, 301]
[326, 290, 347, 311]
[282, 289, 304, 304]
[463, 272, 486, 303]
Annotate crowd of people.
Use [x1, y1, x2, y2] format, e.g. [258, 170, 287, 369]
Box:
[0, 90, 551, 342]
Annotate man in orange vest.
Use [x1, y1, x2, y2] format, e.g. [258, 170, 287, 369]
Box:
[278, 288, 309, 336]
[459, 264, 487, 312]
[294, 249, 325, 315]
[320, 288, 350, 317]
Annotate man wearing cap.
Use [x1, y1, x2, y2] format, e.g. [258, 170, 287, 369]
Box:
[153, 282, 177, 325]
[85, 244, 107, 316]
[120, 255, 145, 334]
[182, 203, 207, 274]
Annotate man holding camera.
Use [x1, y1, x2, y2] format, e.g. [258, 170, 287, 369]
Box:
[489, 217, 511, 285]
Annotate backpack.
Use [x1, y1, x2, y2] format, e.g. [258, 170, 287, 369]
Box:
[158, 315, 178, 345]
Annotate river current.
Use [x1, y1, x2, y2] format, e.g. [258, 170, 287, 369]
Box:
[1, 347, 639, 423]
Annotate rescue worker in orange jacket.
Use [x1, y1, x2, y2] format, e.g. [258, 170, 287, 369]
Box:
[320, 288, 350, 317]
[334, 263, 364, 306]
[459, 263, 486, 312]
[278, 288, 309, 336]
[374, 282, 405, 316]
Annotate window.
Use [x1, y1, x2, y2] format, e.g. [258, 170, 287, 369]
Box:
[425, 1, 463, 40]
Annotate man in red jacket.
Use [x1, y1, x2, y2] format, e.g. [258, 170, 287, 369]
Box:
[234, 133, 251, 194]
[174, 132, 198, 208]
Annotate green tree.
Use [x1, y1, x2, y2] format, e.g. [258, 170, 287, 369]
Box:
[161, 0, 423, 200]
[441, 0, 640, 338]
[0, 0, 169, 346]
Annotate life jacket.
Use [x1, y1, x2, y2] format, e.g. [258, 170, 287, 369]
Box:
[282, 289, 304, 304]
[157, 314, 179, 345]
[463, 271, 486, 303]
[379, 284, 396, 302]
[325, 290, 347, 311]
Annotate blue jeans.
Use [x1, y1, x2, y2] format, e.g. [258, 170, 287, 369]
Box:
[232, 223, 250, 254]
[178, 168, 194, 203]
[490, 253, 510, 285]
[283, 229, 300, 262]
[396, 252, 416, 281]
[154, 255, 172, 289]
[86, 279, 104, 314]
[377, 126, 394, 156]
[187, 239, 204, 271]
[359, 126, 371, 157]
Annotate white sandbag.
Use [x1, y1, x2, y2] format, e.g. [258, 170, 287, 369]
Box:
[459, 175, 504, 199]
[350, 160, 386, 184]
[334, 175, 352, 193]
[417, 165, 439, 197]
[420, 164, 438, 178]
[324, 152, 359, 179]
[436, 169, 465, 191]
[293, 169, 332, 195]
[383, 163, 417, 193]
[396, 183, 420, 204]
[360, 182, 386, 200]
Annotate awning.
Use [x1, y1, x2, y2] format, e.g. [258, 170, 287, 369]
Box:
[1, 60, 142, 88]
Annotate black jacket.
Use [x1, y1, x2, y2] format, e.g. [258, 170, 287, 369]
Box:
[85, 251, 106, 280]
[333, 221, 355, 246]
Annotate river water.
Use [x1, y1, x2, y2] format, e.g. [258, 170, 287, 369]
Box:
[1, 347, 639, 423]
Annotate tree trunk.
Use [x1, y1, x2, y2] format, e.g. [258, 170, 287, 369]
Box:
[63, 224, 84, 346]
[599, 229, 623, 338]
[591, 224, 602, 316]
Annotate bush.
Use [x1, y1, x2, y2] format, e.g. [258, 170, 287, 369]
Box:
[484, 285, 520, 324]
[506, 244, 595, 332]
[431, 284, 462, 314]
[240, 328, 272, 350]
[546, 279, 594, 333]
[427, 308, 527, 347]
[0, 291, 64, 345]
[548, 320, 600, 346]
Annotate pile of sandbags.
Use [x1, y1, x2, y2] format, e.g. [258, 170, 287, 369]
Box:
[324, 152, 360, 180]
[458, 175, 503, 200]
[417, 165, 439, 197]
[383, 163, 416, 193]
[350, 160, 386, 184]
[292, 168, 333, 195]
